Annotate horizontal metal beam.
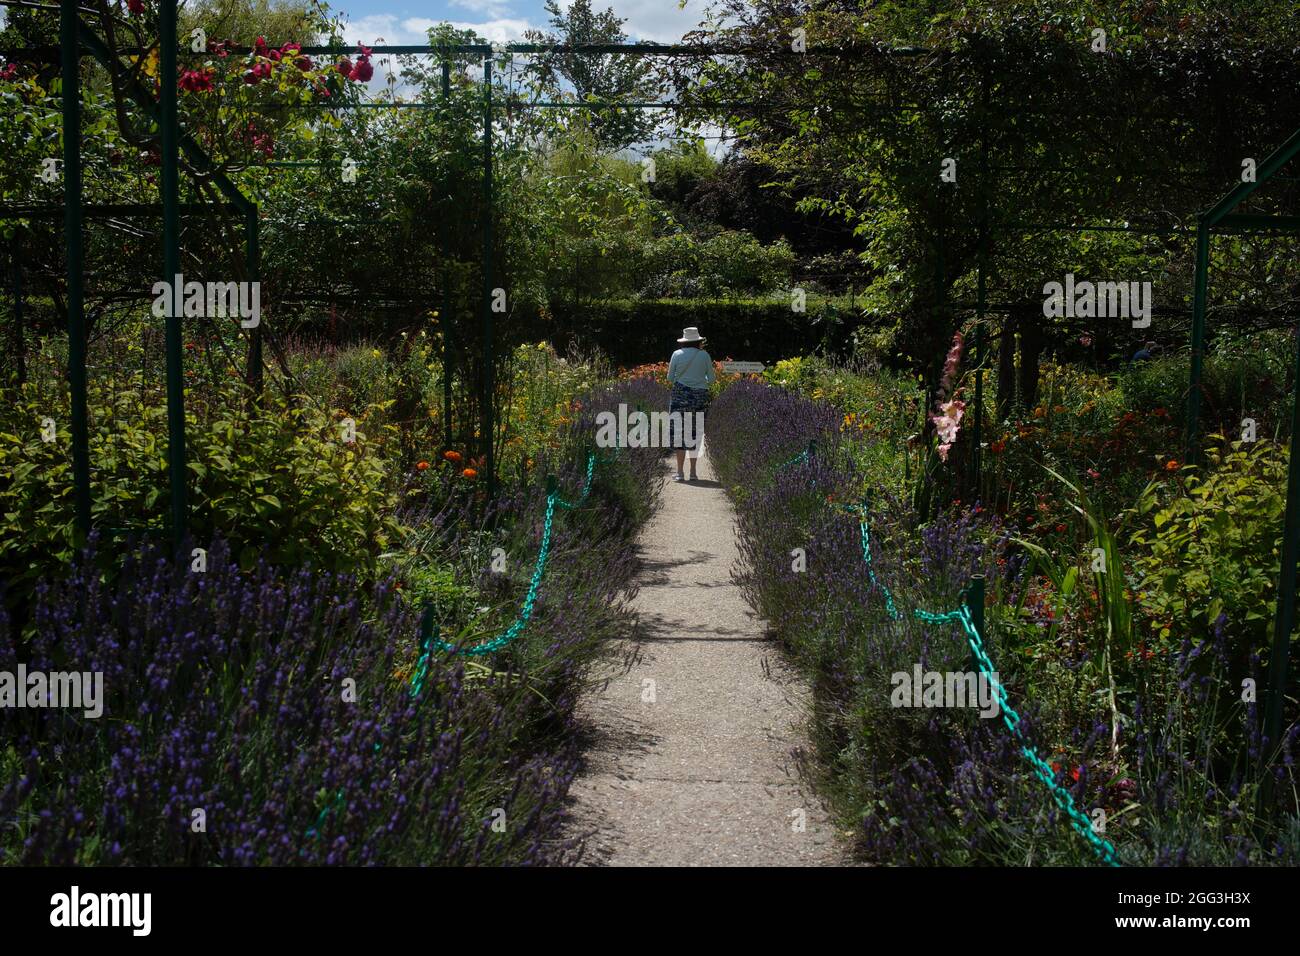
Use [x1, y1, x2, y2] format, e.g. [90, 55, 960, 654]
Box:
[994, 222, 1190, 235]
[8, 41, 934, 60]
[0, 203, 239, 219]
[1217, 213, 1300, 232]
[1203, 125, 1300, 226]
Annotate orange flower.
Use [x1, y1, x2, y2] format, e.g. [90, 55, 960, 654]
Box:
[443, 450, 462, 463]
[416, 461, 430, 471]
[462, 468, 478, 479]
[1165, 459, 1179, 471]
[989, 440, 1006, 454]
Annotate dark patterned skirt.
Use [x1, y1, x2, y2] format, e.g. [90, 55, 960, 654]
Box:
[668, 382, 710, 450]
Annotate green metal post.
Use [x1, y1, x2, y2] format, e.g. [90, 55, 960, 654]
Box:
[420, 601, 434, 646]
[1262, 327, 1300, 796]
[972, 58, 988, 504]
[61, 0, 91, 538]
[246, 207, 262, 397]
[442, 58, 453, 449]
[967, 573, 985, 638]
[10, 234, 25, 387]
[481, 54, 495, 497]
[160, 0, 187, 550]
[1185, 219, 1209, 463]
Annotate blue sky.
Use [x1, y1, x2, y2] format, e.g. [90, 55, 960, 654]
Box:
[333, 0, 706, 46]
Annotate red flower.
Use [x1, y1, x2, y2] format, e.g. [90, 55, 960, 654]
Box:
[295, 55, 313, 71]
[126, 0, 144, 14]
[349, 58, 374, 82]
[281, 42, 302, 56]
[244, 61, 273, 84]
[416, 461, 430, 471]
[178, 68, 214, 93]
[336, 57, 353, 76]
[0, 64, 17, 82]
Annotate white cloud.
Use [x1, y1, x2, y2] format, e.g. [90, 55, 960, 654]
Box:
[341, 14, 534, 47]
[448, 0, 516, 18]
[571, 0, 704, 43]
[341, 2, 703, 49]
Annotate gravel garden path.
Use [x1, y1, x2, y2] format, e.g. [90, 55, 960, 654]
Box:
[568, 445, 844, 866]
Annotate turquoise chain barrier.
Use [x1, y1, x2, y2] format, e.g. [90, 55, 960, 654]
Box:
[778, 440, 1124, 866]
[773, 439, 817, 472]
[913, 601, 1122, 867]
[311, 450, 601, 839]
[833, 501, 902, 622]
[429, 451, 597, 657]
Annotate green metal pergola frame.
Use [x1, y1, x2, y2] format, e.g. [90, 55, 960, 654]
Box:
[1180, 126, 1300, 783]
[22, 15, 936, 532]
[11, 11, 1297, 771]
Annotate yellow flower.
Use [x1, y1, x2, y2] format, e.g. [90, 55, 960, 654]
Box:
[140, 48, 160, 79]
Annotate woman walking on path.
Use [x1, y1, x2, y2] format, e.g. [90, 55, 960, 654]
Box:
[666, 327, 715, 482]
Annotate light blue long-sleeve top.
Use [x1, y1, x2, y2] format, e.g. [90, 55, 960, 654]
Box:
[667, 347, 716, 390]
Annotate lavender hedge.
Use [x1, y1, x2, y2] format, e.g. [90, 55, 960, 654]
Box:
[707, 378, 1297, 865]
[0, 376, 665, 866]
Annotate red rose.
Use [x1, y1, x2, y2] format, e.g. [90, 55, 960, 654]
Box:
[349, 58, 373, 82]
[336, 57, 352, 75]
[178, 68, 214, 92]
[126, 0, 144, 14]
[295, 55, 313, 71]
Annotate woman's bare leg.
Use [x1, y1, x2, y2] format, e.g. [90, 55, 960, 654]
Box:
[675, 450, 686, 477]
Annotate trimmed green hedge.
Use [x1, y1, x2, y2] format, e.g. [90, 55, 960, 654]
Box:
[546, 298, 856, 365]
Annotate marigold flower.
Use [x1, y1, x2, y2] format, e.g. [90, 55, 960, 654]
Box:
[1165, 459, 1179, 471]
[461, 468, 478, 479]
[416, 461, 429, 471]
[443, 450, 462, 463]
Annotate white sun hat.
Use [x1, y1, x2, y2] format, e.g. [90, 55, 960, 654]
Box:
[677, 327, 705, 343]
